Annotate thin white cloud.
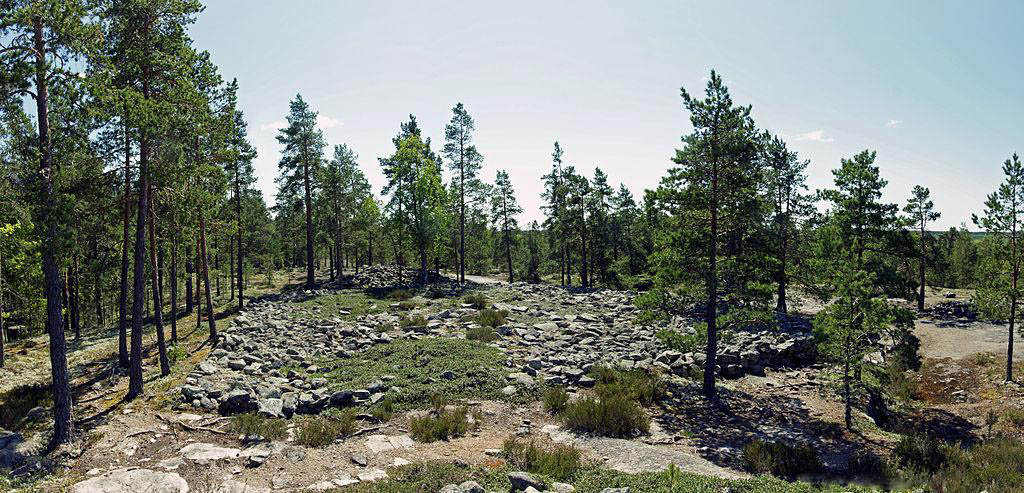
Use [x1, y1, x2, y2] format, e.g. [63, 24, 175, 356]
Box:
[260, 121, 286, 132]
[317, 115, 343, 130]
[792, 130, 835, 143]
[886, 119, 902, 128]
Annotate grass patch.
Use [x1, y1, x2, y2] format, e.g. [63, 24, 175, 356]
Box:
[410, 406, 479, 443]
[296, 289, 376, 319]
[0, 384, 50, 431]
[396, 300, 418, 311]
[295, 410, 356, 448]
[388, 289, 413, 301]
[543, 387, 569, 414]
[502, 438, 582, 481]
[464, 293, 490, 309]
[741, 439, 823, 479]
[561, 392, 649, 438]
[320, 338, 517, 409]
[229, 413, 287, 440]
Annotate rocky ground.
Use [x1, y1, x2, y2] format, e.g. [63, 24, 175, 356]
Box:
[5, 271, 1023, 492]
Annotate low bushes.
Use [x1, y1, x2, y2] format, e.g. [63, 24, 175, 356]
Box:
[400, 314, 428, 329]
[371, 398, 395, 422]
[502, 438, 583, 481]
[561, 392, 649, 438]
[388, 289, 413, 301]
[464, 293, 490, 309]
[295, 410, 356, 448]
[229, 413, 287, 440]
[475, 308, 508, 328]
[741, 439, 822, 479]
[543, 387, 569, 414]
[893, 434, 948, 474]
[410, 406, 480, 443]
[931, 438, 1024, 493]
[466, 326, 499, 343]
[591, 366, 666, 405]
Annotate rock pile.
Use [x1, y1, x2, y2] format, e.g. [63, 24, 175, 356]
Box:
[932, 300, 976, 320]
[179, 300, 396, 416]
[179, 280, 819, 414]
[345, 265, 453, 288]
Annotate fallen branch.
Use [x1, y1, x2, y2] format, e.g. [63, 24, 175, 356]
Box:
[349, 425, 383, 438]
[126, 429, 159, 438]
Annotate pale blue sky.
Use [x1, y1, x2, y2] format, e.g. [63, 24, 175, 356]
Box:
[191, 1, 1022, 229]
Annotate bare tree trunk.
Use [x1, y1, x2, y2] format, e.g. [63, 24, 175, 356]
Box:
[0, 247, 5, 369]
[118, 128, 131, 368]
[303, 152, 315, 288]
[703, 166, 719, 399]
[147, 203, 170, 376]
[185, 242, 193, 314]
[235, 177, 244, 312]
[200, 215, 216, 340]
[170, 237, 178, 342]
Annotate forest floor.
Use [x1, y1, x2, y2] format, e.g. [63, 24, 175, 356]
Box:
[1, 274, 1023, 492]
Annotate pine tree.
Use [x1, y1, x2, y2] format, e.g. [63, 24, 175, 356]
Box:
[762, 133, 811, 314]
[973, 153, 1024, 381]
[643, 71, 763, 399]
[276, 94, 325, 288]
[222, 79, 256, 311]
[492, 170, 522, 282]
[443, 103, 483, 283]
[903, 185, 940, 311]
[1, 0, 104, 444]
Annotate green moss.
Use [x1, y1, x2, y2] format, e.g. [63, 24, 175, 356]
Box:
[320, 338, 521, 409]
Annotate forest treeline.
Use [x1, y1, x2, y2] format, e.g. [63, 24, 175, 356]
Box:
[1, 1, 1022, 449]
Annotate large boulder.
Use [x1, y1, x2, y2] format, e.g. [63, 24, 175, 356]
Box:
[71, 468, 188, 493]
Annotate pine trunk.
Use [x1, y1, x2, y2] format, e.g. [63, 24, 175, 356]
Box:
[200, 215, 217, 340]
[147, 203, 170, 376]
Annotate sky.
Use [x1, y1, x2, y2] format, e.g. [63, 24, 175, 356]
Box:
[190, 0, 1023, 230]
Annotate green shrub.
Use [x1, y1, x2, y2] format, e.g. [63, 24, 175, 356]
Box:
[591, 366, 665, 405]
[400, 314, 428, 328]
[741, 439, 822, 479]
[893, 434, 948, 474]
[1003, 407, 1024, 428]
[845, 451, 893, 482]
[464, 293, 490, 309]
[655, 327, 705, 353]
[466, 326, 499, 343]
[475, 308, 508, 328]
[932, 438, 1024, 493]
[229, 413, 287, 440]
[168, 344, 188, 366]
[397, 300, 418, 311]
[0, 384, 50, 431]
[372, 399, 395, 422]
[410, 406, 478, 443]
[502, 438, 582, 481]
[389, 289, 413, 301]
[543, 387, 570, 414]
[295, 410, 356, 448]
[561, 393, 649, 438]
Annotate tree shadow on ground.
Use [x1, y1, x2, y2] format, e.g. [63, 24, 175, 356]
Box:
[653, 380, 858, 472]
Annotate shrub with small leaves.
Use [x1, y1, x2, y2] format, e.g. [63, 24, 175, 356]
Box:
[475, 308, 508, 329]
[464, 293, 490, 309]
[466, 326, 499, 343]
[296, 410, 356, 448]
[372, 399, 395, 422]
[410, 406, 478, 443]
[400, 314, 428, 328]
[741, 439, 822, 479]
[229, 413, 287, 440]
[893, 434, 949, 474]
[388, 289, 413, 301]
[561, 392, 649, 438]
[543, 387, 569, 414]
[502, 438, 582, 480]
